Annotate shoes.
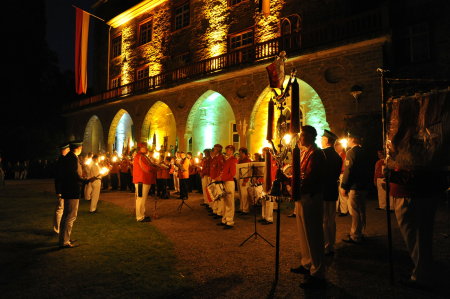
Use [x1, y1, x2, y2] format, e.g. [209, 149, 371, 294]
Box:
[223, 224, 233, 229]
[213, 215, 222, 219]
[261, 220, 273, 225]
[138, 217, 152, 223]
[89, 210, 97, 214]
[239, 211, 249, 215]
[375, 207, 384, 210]
[342, 237, 362, 244]
[299, 276, 327, 289]
[290, 265, 310, 275]
[287, 213, 296, 218]
[216, 222, 226, 226]
[69, 239, 77, 243]
[257, 219, 266, 223]
[59, 243, 79, 249]
[338, 212, 349, 217]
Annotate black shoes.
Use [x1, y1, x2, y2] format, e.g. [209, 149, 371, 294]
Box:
[217, 222, 226, 226]
[261, 220, 273, 225]
[338, 212, 349, 217]
[290, 265, 310, 275]
[342, 237, 362, 244]
[59, 243, 79, 249]
[287, 213, 296, 218]
[223, 224, 233, 229]
[299, 276, 327, 289]
[138, 217, 152, 223]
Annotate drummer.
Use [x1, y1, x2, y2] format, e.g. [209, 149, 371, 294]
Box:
[216, 145, 238, 229]
[237, 147, 252, 215]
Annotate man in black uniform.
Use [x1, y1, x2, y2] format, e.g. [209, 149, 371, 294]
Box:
[53, 142, 70, 234]
[321, 129, 342, 255]
[59, 140, 91, 248]
[340, 132, 370, 244]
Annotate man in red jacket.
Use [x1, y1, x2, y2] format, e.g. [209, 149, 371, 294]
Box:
[216, 145, 238, 229]
[133, 142, 155, 222]
[209, 144, 225, 218]
[237, 147, 252, 215]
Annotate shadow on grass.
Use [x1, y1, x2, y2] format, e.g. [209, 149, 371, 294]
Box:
[183, 274, 244, 298]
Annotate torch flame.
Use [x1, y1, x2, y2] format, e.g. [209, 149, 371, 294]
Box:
[85, 158, 92, 166]
[99, 167, 109, 176]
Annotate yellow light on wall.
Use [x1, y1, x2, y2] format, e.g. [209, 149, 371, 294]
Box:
[107, 0, 168, 28]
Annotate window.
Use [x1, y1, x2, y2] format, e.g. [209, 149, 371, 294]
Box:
[396, 23, 431, 64]
[137, 67, 149, 80]
[139, 19, 152, 45]
[111, 76, 121, 89]
[111, 35, 122, 58]
[231, 123, 240, 149]
[174, 2, 190, 31]
[230, 29, 254, 50]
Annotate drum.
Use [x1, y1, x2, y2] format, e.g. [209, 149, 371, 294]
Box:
[247, 184, 266, 205]
[207, 181, 226, 201]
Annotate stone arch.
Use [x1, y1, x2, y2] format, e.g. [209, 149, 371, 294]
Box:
[141, 101, 177, 151]
[83, 115, 105, 154]
[248, 77, 329, 154]
[107, 109, 134, 154]
[185, 90, 236, 153]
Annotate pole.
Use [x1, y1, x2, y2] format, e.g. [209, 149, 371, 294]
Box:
[378, 68, 395, 285]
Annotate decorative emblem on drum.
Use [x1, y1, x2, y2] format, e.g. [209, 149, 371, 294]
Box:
[206, 181, 227, 201]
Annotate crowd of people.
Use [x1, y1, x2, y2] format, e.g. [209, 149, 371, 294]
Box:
[7, 123, 439, 291]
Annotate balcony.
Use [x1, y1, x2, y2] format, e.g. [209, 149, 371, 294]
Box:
[64, 8, 386, 111]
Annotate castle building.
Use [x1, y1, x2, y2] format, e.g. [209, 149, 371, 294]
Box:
[62, 0, 450, 156]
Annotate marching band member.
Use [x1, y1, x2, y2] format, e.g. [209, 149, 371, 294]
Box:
[216, 145, 238, 229]
[209, 144, 225, 219]
[173, 153, 181, 195]
[177, 152, 190, 200]
[290, 125, 327, 289]
[237, 147, 252, 215]
[200, 149, 212, 207]
[87, 155, 102, 213]
[132, 142, 154, 222]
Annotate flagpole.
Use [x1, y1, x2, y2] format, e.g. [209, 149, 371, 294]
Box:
[72, 5, 106, 22]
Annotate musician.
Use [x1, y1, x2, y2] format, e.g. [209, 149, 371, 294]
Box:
[200, 149, 212, 207]
[335, 140, 348, 216]
[209, 144, 225, 219]
[172, 153, 180, 195]
[216, 145, 238, 229]
[321, 129, 342, 256]
[132, 142, 154, 222]
[156, 155, 170, 199]
[237, 147, 252, 215]
[87, 155, 102, 213]
[290, 125, 327, 289]
[177, 152, 190, 200]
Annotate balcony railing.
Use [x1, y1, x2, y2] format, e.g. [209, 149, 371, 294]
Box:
[64, 8, 386, 111]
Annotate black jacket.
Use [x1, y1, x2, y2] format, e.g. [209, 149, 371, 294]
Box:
[341, 145, 370, 191]
[60, 151, 84, 199]
[322, 147, 342, 201]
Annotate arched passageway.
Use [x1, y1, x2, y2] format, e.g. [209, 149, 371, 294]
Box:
[248, 77, 329, 155]
[185, 90, 236, 154]
[107, 109, 134, 155]
[141, 101, 177, 151]
[83, 115, 105, 154]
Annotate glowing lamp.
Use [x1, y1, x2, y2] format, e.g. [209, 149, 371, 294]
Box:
[283, 133, 292, 145]
[112, 156, 118, 162]
[339, 138, 348, 149]
[195, 157, 199, 164]
[100, 156, 105, 161]
[99, 167, 110, 176]
[85, 158, 92, 166]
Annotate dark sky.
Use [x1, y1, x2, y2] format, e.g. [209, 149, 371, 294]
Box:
[45, 0, 98, 80]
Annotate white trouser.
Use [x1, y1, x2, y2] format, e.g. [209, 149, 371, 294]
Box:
[173, 174, 180, 192]
[323, 201, 336, 253]
[84, 182, 92, 200]
[348, 190, 366, 240]
[376, 178, 393, 210]
[59, 199, 79, 246]
[295, 193, 325, 278]
[135, 183, 150, 221]
[261, 199, 274, 222]
[201, 176, 211, 204]
[239, 180, 250, 213]
[393, 196, 437, 284]
[53, 197, 64, 233]
[89, 180, 102, 212]
[336, 173, 348, 213]
[221, 181, 235, 225]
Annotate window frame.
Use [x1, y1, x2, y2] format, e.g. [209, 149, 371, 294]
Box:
[228, 0, 247, 7]
[110, 75, 122, 89]
[111, 33, 122, 59]
[173, 1, 190, 32]
[228, 27, 255, 51]
[138, 18, 153, 46]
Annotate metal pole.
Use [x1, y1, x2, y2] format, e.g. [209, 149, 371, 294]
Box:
[378, 68, 395, 285]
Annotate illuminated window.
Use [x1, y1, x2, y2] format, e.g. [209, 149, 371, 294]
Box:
[174, 2, 190, 31]
[136, 66, 150, 91]
[111, 35, 122, 58]
[139, 19, 152, 45]
[230, 29, 254, 50]
[111, 76, 121, 88]
[231, 123, 240, 150]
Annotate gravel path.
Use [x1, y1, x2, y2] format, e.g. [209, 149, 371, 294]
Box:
[101, 189, 450, 299]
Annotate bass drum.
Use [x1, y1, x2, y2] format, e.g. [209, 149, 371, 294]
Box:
[207, 181, 226, 201]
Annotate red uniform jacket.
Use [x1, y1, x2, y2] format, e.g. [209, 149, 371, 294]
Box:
[133, 152, 156, 185]
[201, 157, 211, 177]
[220, 156, 238, 181]
[210, 154, 225, 180]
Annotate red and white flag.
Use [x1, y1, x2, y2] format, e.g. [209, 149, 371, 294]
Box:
[75, 7, 90, 95]
[266, 56, 285, 89]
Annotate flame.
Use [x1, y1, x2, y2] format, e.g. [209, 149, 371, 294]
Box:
[339, 138, 348, 149]
[85, 158, 92, 165]
[99, 167, 110, 175]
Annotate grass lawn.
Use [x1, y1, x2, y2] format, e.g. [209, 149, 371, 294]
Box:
[0, 180, 193, 298]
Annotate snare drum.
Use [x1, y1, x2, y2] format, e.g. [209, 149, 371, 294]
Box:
[207, 181, 226, 201]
